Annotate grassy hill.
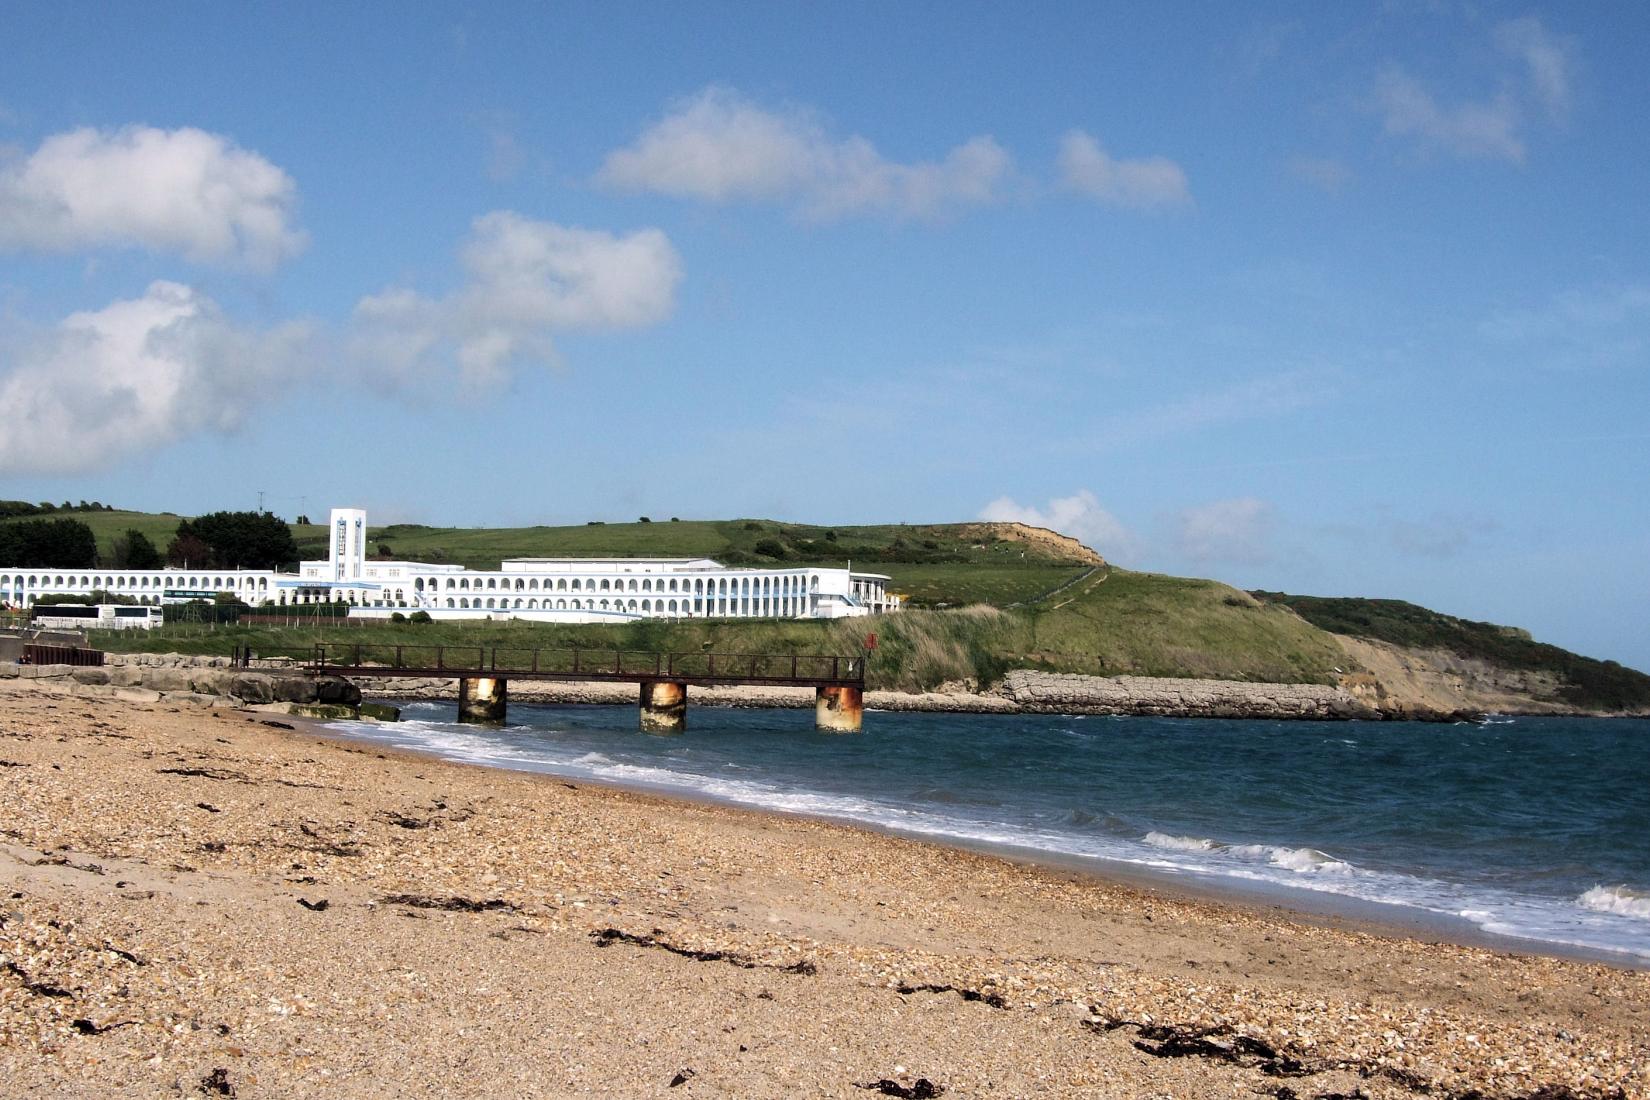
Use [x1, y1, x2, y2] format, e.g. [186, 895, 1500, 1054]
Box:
[13, 507, 1642, 706]
[98, 566, 1349, 692]
[1253, 593, 1650, 712]
[0, 506, 1095, 609]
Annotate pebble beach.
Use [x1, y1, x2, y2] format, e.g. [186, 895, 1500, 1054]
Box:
[2, 680, 1646, 1098]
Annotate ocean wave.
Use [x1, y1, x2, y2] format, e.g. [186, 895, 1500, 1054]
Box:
[1577, 885, 1650, 920]
[1143, 831, 1218, 852]
[320, 714, 1650, 961]
[1143, 833, 1350, 874]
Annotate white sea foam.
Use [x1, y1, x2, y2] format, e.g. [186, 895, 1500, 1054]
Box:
[1143, 831, 1218, 852]
[322, 715, 1650, 962]
[1577, 885, 1650, 920]
[1225, 843, 1351, 874]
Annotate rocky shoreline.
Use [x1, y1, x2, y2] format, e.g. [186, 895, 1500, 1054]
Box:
[0, 653, 1503, 721]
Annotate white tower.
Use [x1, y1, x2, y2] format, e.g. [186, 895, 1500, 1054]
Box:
[329, 507, 368, 585]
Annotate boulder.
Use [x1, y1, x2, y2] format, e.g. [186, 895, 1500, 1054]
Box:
[315, 676, 362, 706]
[229, 673, 276, 704]
[71, 668, 111, 686]
[142, 668, 197, 693]
[272, 677, 320, 704]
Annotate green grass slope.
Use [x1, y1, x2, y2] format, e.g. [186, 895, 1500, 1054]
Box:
[98, 567, 1350, 692]
[0, 509, 185, 562]
[26, 508, 1636, 704]
[1253, 593, 1650, 712]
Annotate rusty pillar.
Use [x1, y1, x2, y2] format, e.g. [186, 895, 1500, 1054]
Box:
[639, 680, 687, 734]
[457, 676, 508, 725]
[815, 685, 863, 733]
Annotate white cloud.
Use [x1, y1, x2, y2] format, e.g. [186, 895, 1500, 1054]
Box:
[1172, 497, 1274, 565]
[1057, 130, 1190, 209]
[598, 87, 1012, 221]
[1494, 15, 1575, 119]
[1374, 16, 1576, 163]
[1480, 283, 1650, 370]
[351, 211, 682, 385]
[1288, 155, 1353, 193]
[1374, 69, 1524, 161]
[0, 125, 305, 268]
[0, 281, 313, 475]
[978, 490, 1136, 559]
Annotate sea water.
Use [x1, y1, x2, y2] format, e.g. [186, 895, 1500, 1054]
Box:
[327, 704, 1650, 962]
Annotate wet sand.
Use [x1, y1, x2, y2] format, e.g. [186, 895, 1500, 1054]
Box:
[1, 681, 1645, 1098]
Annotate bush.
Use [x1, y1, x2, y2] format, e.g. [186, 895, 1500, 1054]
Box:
[390, 611, 407, 623]
[409, 610, 432, 624]
[638, 516, 651, 523]
[753, 538, 787, 559]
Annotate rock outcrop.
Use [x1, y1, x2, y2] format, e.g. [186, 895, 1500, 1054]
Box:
[0, 652, 360, 712]
[993, 670, 1375, 720]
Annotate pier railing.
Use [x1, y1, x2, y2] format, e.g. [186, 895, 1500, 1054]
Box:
[306, 642, 865, 688]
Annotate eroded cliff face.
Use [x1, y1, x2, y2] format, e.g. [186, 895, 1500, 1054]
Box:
[959, 523, 1106, 565]
[1332, 635, 1589, 718]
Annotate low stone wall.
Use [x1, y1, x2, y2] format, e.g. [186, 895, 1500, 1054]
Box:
[354, 669, 1370, 720]
[1, 655, 358, 711]
[993, 670, 1375, 720]
[10, 653, 1478, 721]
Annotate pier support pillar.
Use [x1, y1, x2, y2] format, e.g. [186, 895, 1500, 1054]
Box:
[815, 685, 863, 733]
[639, 680, 687, 734]
[457, 677, 508, 725]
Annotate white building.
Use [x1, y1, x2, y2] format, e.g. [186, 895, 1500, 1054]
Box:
[2, 507, 900, 624]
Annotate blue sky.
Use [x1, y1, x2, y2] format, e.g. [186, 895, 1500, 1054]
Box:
[2, 3, 1647, 669]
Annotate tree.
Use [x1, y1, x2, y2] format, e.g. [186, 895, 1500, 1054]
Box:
[295, 514, 311, 526]
[110, 529, 163, 569]
[0, 517, 97, 567]
[173, 511, 299, 569]
[166, 532, 213, 568]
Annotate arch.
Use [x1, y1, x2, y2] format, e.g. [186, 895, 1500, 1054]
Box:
[556, 599, 567, 610]
[487, 578, 497, 590]
[485, 597, 496, 608]
[628, 578, 638, 592]
[447, 578, 457, 589]
[529, 579, 539, 591]
[668, 599, 678, 613]
[641, 599, 651, 612]
[557, 578, 568, 591]
[528, 599, 538, 609]
[599, 599, 610, 610]
[460, 578, 470, 590]
[571, 578, 581, 591]
[641, 579, 652, 592]
[446, 598, 455, 608]
[600, 579, 611, 591]
[514, 598, 523, 608]
[572, 598, 582, 610]
[627, 599, 638, 611]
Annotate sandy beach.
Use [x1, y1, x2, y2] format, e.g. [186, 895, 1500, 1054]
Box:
[2, 680, 1645, 1098]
